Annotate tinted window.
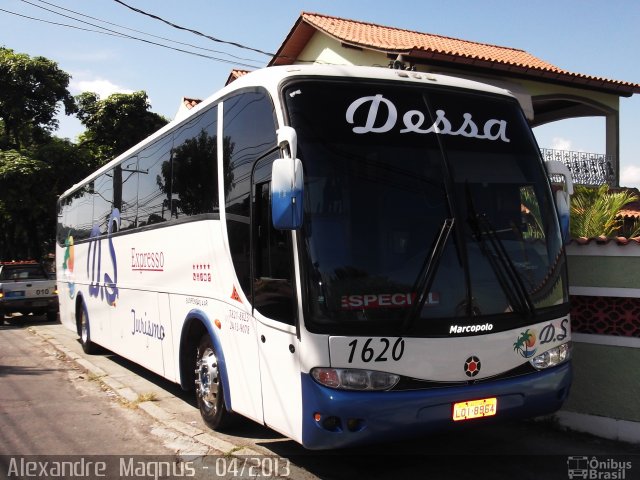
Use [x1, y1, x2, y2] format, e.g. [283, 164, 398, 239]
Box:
[138, 134, 173, 226]
[170, 106, 219, 217]
[117, 158, 140, 231]
[224, 90, 277, 294]
[57, 104, 223, 243]
[253, 175, 295, 324]
[93, 172, 114, 235]
[285, 80, 567, 335]
[61, 183, 93, 242]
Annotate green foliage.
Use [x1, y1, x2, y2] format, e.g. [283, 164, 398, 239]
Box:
[0, 137, 100, 259]
[570, 185, 640, 238]
[0, 49, 175, 260]
[0, 47, 75, 149]
[519, 186, 545, 239]
[76, 91, 168, 165]
[0, 150, 52, 259]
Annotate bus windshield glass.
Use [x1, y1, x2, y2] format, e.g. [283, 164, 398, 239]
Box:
[284, 79, 568, 335]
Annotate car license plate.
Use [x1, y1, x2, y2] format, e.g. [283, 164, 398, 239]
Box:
[5, 291, 24, 298]
[452, 397, 497, 421]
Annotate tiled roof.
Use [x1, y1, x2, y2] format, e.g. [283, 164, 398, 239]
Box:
[612, 188, 640, 218]
[225, 69, 250, 85]
[182, 97, 202, 110]
[270, 12, 640, 95]
[571, 236, 640, 246]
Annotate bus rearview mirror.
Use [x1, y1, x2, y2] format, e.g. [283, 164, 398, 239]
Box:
[272, 157, 304, 230]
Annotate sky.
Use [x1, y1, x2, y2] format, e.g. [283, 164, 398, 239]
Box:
[2, 0, 640, 186]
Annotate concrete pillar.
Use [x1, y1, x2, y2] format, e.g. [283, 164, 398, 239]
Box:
[606, 110, 620, 187]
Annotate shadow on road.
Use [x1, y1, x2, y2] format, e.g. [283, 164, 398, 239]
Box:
[0, 313, 59, 330]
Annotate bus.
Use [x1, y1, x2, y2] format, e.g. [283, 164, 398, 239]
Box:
[56, 65, 573, 449]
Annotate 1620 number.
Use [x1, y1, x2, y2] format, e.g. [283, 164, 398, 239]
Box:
[347, 338, 405, 363]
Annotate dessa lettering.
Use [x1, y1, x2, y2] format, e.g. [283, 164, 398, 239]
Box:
[345, 94, 510, 143]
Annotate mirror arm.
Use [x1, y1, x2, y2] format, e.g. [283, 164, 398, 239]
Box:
[277, 126, 297, 161]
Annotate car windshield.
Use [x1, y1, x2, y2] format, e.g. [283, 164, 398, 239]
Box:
[284, 79, 568, 335]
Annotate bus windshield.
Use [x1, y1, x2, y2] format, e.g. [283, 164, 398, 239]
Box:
[284, 79, 568, 336]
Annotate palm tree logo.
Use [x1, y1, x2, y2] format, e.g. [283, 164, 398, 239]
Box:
[513, 328, 537, 358]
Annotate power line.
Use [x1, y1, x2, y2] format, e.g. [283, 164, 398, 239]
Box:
[22, 0, 262, 65]
[0, 8, 130, 40]
[0, 7, 262, 69]
[112, 0, 276, 58]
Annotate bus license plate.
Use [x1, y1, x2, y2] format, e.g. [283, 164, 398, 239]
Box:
[5, 291, 24, 298]
[452, 397, 497, 421]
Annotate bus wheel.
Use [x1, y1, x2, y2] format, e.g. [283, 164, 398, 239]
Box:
[195, 334, 233, 430]
[79, 305, 98, 354]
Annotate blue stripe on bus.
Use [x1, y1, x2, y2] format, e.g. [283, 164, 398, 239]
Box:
[300, 362, 572, 450]
[185, 309, 233, 413]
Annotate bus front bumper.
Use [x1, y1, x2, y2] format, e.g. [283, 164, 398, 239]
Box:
[300, 362, 572, 450]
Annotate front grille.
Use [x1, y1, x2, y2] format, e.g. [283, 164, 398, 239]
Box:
[391, 362, 538, 391]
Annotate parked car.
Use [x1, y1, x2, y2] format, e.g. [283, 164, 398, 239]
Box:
[0, 260, 58, 322]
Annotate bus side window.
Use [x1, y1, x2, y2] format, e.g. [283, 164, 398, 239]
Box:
[93, 172, 113, 235]
[171, 105, 219, 217]
[63, 183, 93, 242]
[116, 158, 140, 231]
[137, 134, 173, 226]
[253, 180, 295, 325]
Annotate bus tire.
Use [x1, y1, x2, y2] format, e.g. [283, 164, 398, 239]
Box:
[78, 303, 98, 354]
[195, 333, 233, 430]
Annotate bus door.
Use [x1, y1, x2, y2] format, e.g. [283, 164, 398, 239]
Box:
[252, 179, 302, 443]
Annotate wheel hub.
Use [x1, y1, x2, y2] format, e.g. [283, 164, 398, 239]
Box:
[195, 347, 219, 408]
[80, 312, 89, 343]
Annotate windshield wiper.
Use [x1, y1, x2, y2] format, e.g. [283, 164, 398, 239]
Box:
[402, 217, 455, 332]
[466, 189, 535, 317]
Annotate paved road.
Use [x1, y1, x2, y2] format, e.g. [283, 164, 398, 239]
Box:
[0, 316, 207, 455]
[1, 315, 638, 480]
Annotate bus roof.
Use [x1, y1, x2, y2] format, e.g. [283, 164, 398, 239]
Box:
[59, 65, 514, 199]
[227, 64, 512, 97]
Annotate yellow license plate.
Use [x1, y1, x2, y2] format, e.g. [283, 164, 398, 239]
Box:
[452, 397, 497, 421]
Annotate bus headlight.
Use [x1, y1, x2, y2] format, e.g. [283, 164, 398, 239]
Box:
[530, 342, 571, 370]
[311, 367, 400, 391]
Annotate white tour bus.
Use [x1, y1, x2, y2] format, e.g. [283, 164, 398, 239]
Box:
[57, 65, 573, 449]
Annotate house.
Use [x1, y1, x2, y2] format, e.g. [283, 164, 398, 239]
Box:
[174, 96, 203, 122]
[261, 12, 640, 186]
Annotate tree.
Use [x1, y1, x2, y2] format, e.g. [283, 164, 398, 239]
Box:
[570, 185, 640, 238]
[76, 91, 168, 165]
[0, 47, 75, 149]
[34, 136, 99, 197]
[0, 150, 51, 259]
[0, 138, 96, 260]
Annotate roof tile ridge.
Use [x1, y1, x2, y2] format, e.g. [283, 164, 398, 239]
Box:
[298, 12, 639, 90]
[301, 11, 531, 54]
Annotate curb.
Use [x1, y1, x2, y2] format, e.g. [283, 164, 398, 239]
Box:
[553, 411, 640, 445]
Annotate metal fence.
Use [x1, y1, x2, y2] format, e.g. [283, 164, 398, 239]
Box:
[540, 148, 616, 186]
